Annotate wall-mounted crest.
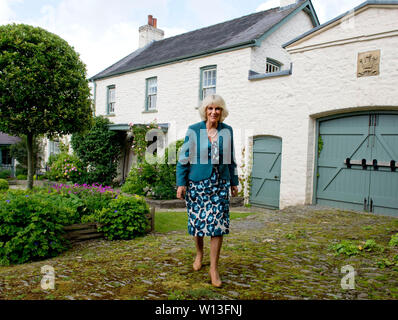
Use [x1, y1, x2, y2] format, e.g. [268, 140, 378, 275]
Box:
[357, 50, 380, 77]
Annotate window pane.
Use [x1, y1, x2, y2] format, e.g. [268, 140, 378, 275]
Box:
[109, 88, 115, 102]
[148, 95, 157, 110]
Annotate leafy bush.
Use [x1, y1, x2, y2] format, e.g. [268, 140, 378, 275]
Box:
[48, 183, 119, 220]
[16, 174, 27, 180]
[0, 179, 9, 191]
[46, 152, 86, 184]
[330, 240, 360, 256]
[362, 239, 380, 252]
[71, 116, 124, 186]
[94, 195, 149, 240]
[0, 170, 11, 179]
[122, 139, 184, 200]
[389, 233, 398, 247]
[0, 192, 74, 265]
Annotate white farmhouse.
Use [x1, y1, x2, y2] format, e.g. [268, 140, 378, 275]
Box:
[90, 0, 398, 216]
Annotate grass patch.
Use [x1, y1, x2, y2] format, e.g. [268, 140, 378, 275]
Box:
[155, 211, 257, 233]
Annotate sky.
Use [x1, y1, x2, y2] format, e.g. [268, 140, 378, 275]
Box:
[0, 0, 366, 78]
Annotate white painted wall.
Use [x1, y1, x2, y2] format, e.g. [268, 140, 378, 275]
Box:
[250, 10, 314, 73]
[94, 5, 398, 210]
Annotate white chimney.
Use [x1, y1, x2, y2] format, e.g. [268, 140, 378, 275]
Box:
[280, 0, 298, 8]
[139, 15, 164, 48]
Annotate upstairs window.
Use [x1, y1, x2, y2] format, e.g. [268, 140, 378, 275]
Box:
[146, 77, 158, 111]
[266, 58, 282, 74]
[200, 66, 217, 101]
[107, 85, 116, 114]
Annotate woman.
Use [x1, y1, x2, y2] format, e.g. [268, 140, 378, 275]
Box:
[176, 94, 239, 288]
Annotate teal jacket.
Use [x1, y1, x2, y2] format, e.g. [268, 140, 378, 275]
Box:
[176, 121, 239, 187]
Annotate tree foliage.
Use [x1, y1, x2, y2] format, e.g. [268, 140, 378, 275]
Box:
[0, 24, 93, 188]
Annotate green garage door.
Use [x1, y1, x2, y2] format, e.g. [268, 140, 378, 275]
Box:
[250, 136, 282, 209]
[316, 113, 398, 216]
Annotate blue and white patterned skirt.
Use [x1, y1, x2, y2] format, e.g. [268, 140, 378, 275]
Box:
[185, 166, 231, 237]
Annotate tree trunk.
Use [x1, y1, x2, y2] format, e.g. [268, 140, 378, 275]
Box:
[26, 133, 34, 190]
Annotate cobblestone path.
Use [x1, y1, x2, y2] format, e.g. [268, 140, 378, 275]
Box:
[0, 205, 397, 300]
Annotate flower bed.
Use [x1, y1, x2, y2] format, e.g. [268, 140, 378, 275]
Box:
[0, 184, 151, 265]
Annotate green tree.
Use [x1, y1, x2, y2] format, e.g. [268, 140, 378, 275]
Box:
[9, 135, 44, 174]
[0, 24, 92, 189]
[71, 116, 123, 186]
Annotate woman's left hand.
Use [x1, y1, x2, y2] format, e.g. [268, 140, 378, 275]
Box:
[231, 186, 238, 197]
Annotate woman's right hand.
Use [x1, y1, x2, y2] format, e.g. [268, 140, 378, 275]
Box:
[177, 186, 187, 200]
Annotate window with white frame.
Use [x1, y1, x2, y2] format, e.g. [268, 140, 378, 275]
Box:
[49, 139, 60, 157]
[146, 77, 157, 111]
[266, 58, 282, 74]
[200, 66, 217, 100]
[107, 85, 116, 114]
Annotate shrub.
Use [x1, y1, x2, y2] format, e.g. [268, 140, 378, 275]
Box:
[48, 183, 119, 221]
[330, 240, 360, 256]
[94, 195, 149, 240]
[0, 179, 9, 191]
[46, 152, 86, 184]
[0, 192, 73, 265]
[16, 174, 27, 180]
[389, 233, 398, 247]
[0, 170, 11, 179]
[122, 139, 184, 200]
[71, 116, 124, 186]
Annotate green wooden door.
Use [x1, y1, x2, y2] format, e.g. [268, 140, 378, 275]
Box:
[368, 115, 398, 216]
[250, 136, 282, 209]
[316, 113, 398, 216]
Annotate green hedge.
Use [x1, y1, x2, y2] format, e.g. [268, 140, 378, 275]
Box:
[0, 187, 150, 265]
[0, 179, 9, 191]
[0, 170, 11, 179]
[83, 195, 149, 240]
[0, 192, 74, 265]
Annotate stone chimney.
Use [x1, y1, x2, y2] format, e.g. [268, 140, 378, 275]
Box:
[280, 0, 298, 8]
[139, 15, 164, 48]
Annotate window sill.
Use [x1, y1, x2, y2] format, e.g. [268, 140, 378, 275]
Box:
[248, 63, 293, 81]
[104, 113, 116, 117]
[142, 109, 158, 114]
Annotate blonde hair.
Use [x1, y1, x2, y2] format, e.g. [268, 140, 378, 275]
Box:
[198, 94, 229, 122]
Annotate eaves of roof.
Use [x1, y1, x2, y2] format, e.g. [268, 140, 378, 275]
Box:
[89, 40, 256, 82]
[90, 0, 319, 82]
[283, 0, 398, 49]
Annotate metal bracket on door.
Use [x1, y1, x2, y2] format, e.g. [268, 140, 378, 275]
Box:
[370, 198, 374, 213]
[344, 159, 397, 169]
[364, 198, 368, 212]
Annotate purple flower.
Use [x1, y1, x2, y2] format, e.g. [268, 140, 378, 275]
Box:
[6, 200, 10, 203]
[114, 210, 118, 213]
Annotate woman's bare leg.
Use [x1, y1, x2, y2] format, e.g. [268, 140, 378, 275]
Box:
[209, 236, 223, 287]
[193, 236, 204, 271]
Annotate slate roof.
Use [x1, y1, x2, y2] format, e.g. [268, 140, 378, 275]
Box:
[91, 0, 316, 81]
[0, 132, 21, 145]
